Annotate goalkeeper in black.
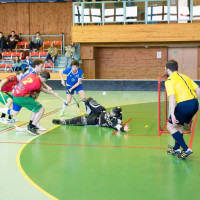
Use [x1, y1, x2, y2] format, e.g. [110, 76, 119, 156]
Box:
[52, 97, 129, 132]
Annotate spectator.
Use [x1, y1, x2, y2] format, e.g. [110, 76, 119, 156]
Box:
[6, 31, 21, 51]
[22, 55, 33, 72]
[13, 56, 22, 72]
[29, 32, 43, 52]
[65, 43, 75, 67]
[73, 43, 80, 62]
[45, 42, 58, 64]
[0, 32, 7, 52]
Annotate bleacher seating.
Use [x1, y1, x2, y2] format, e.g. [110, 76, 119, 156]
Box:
[30, 52, 40, 58]
[12, 52, 21, 57]
[44, 62, 54, 72]
[0, 35, 64, 73]
[2, 52, 12, 59]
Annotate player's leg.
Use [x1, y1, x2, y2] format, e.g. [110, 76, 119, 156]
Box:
[167, 100, 198, 158]
[177, 99, 199, 159]
[12, 96, 43, 135]
[53, 114, 97, 126]
[78, 89, 86, 109]
[28, 112, 46, 131]
[85, 97, 106, 115]
[60, 93, 72, 116]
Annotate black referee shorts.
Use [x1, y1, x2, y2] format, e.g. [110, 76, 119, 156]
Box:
[168, 99, 199, 125]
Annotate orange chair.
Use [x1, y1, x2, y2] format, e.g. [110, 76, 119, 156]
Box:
[0, 63, 6, 72]
[44, 62, 54, 72]
[54, 41, 62, 45]
[43, 41, 51, 46]
[12, 52, 21, 58]
[30, 52, 40, 58]
[40, 52, 47, 58]
[6, 63, 14, 72]
[2, 52, 12, 59]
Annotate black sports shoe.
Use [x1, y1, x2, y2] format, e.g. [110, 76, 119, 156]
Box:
[178, 149, 193, 160]
[52, 119, 61, 124]
[52, 119, 67, 125]
[27, 125, 39, 136]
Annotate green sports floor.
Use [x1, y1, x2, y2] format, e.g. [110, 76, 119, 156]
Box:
[0, 90, 199, 200]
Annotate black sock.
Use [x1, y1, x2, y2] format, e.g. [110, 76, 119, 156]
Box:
[1, 113, 6, 118]
[29, 120, 33, 126]
[8, 115, 12, 120]
[172, 131, 188, 152]
[30, 124, 36, 128]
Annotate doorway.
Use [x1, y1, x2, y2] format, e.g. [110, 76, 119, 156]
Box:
[168, 47, 198, 79]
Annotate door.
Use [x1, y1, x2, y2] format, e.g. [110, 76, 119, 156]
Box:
[168, 47, 198, 79]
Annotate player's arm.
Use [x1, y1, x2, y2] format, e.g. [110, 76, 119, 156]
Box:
[59, 69, 65, 86]
[0, 78, 9, 91]
[195, 87, 200, 100]
[40, 87, 59, 98]
[42, 82, 52, 91]
[168, 94, 179, 124]
[69, 78, 82, 92]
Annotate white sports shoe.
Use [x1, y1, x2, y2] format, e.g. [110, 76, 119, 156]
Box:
[6, 119, 18, 123]
[0, 118, 7, 124]
[36, 123, 46, 131]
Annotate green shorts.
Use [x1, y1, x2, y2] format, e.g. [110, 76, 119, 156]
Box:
[0, 92, 13, 105]
[13, 96, 42, 113]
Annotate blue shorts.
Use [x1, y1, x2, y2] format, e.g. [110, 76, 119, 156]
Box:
[13, 102, 22, 112]
[66, 84, 84, 95]
[168, 99, 199, 125]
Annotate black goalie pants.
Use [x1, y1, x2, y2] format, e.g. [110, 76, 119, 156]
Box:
[52, 114, 98, 126]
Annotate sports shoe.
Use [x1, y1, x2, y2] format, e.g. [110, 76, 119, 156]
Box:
[0, 118, 7, 124]
[178, 148, 193, 160]
[6, 119, 18, 123]
[36, 123, 46, 131]
[166, 148, 181, 156]
[52, 119, 64, 124]
[27, 125, 39, 136]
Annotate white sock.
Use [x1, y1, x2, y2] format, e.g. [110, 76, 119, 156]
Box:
[0, 107, 9, 114]
[62, 103, 67, 112]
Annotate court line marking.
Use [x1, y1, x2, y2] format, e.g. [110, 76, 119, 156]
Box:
[17, 125, 60, 200]
[0, 108, 60, 135]
[4, 140, 168, 150]
[188, 113, 198, 149]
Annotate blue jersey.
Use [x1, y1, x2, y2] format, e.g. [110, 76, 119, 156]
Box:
[63, 67, 84, 87]
[21, 68, 37, 80]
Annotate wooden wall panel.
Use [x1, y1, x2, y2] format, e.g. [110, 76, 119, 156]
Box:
[95, 47, 167, 79]
[80, 45, 95, 59]
[72, 24, 200, 43]
[81, 60, 96, 79]
[29, 2, 72, 44]
[198, 47, 200, 80]
[0, 3, 29, 35]
[0, 2, 72, 44]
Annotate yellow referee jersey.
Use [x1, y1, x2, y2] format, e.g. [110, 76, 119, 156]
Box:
[165, 72, 198, 103]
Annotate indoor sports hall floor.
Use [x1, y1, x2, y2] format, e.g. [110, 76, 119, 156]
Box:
[0, 90, 199, 200]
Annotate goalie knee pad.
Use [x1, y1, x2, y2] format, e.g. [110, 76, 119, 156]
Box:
[85, 97, 105, 115]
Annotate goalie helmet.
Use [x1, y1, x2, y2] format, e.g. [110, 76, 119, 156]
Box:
[111, 107, 122, 118]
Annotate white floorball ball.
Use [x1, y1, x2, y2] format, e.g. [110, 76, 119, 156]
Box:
[102, 91, 106, 95]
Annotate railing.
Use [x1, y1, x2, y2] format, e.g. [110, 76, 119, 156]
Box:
[73, 0, 200, 25]
[4, 34, 65, 55]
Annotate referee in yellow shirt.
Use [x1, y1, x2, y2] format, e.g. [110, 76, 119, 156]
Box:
[165, 60, 200, 159]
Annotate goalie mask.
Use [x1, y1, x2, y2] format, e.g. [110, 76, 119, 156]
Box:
[111, 107, 122, 118]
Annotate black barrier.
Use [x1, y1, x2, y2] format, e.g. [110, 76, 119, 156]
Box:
[46, 80, 200, 91]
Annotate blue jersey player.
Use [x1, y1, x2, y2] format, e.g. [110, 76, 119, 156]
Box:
[59, 59, 86, 116]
